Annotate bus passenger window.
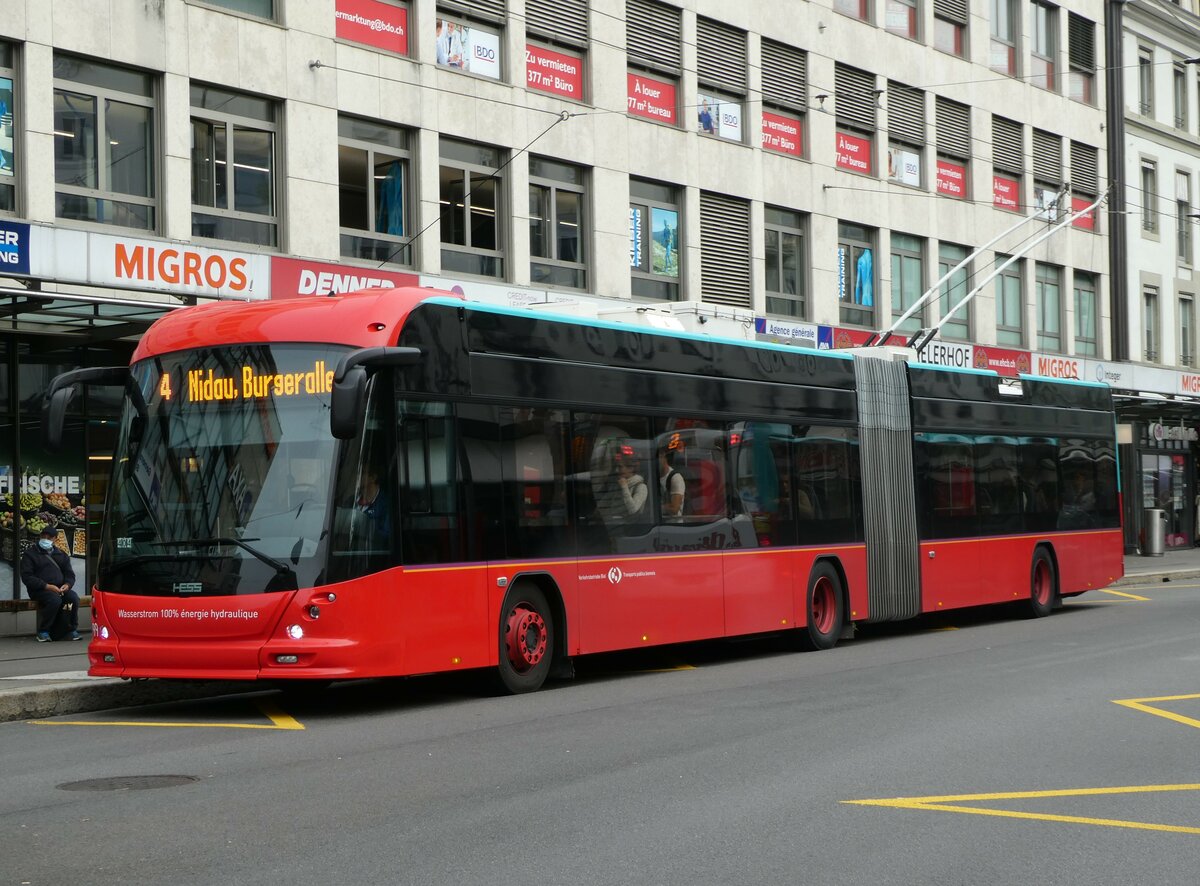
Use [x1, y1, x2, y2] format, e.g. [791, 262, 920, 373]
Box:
[729, 422, 796, 547]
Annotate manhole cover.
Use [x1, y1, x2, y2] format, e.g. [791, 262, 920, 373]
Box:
[57, 775, 200, 792]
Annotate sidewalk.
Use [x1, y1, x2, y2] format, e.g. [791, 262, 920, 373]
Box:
[2, 549, 1199, 722]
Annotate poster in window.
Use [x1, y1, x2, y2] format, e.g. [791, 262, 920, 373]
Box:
[0, 77, 13, 178]
[434, 19, 501, 80]
[629, 206, 644, 269]
[887, 147, 921, 187]
[650, 207, 678, 277]
[697, 93, 743, 142]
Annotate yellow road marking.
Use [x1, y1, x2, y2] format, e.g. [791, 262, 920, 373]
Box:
[1113, 693, 1200, 731]
[845, 784, 1200, 835]
[1094, 588, 1151, 601]
[29, 700, 305, 731]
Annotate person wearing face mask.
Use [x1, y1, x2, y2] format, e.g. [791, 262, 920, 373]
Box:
[21, 526, 79, 642]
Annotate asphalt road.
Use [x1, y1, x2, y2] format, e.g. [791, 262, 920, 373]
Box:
[4, 580, 1200, 886]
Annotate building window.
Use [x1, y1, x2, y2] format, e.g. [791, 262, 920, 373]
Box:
[934, 0, 968, 57]
[1177, 171, 1192, 266]
[935, 96, 969, 199]
[526, 0, 587, 100]
[886, 0, 918, 40]
[1142, 160, 1158, 234]
[1067, 13, 1095, 105]
[1031, 2, 1057, 92]
[1175, 63, 1188, 130]
[990, 0, 1018, 76]
[1073, 272, 1097, 356]
[696, 17, 746, 143]
[200, 0, 274, 18]
[529, 156, 587, 290]
[938, 242, 971, 341]
[1070, 141, 1100, 232]
[835, 64, 876, 176]
[53, 56, 156, 232]
[838, 222, 876, 327]
[992, 116, 1023, 213]
[765, 206, 806, 319]
[887, 82, 924, 188]
[0, 42, 15, 212]
[439, 138, 505, 279]
[1144, 286, 1160, 362]
[1032, 129, 1063, 219]
[1181, 295, 1194, 367]
[699, 192, 751, 308]
[1035, 262, 1062, 353]
[1138, 46, 1154, 116]
[190, 84, 277, 247]
[435, 7, 503, 81]
[890, 233, 924, 334]
[834, 0, 870, 21]
[626, 0, 682, 126]
[760, 40, 807, 159]
[995, 256, 1023, 347]
[629, 178, 680, 301]
[339, 117, 411, 267]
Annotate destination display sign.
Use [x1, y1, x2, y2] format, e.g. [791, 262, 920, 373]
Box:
[144, 347, 348, 409]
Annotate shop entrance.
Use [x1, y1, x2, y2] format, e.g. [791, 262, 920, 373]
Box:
[1140, 452, 1192, 549]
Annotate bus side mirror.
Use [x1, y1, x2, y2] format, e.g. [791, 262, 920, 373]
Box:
[330, 366, 368, 440]
[43, 387, 76, 452]
[329, 347, 422, 440]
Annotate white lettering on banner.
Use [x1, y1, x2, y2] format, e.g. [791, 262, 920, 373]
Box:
[918, 341, 973, 369]
[297, 269, 395, 295]
[1035, 356, 1080, 379]
[0, 474, 81, 495]
[836, 133, 870, 172]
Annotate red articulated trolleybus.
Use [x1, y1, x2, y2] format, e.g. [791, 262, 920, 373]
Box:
[44, 287, 1123, 692]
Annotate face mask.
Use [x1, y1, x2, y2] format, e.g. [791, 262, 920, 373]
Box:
[38, 539, 53, 551]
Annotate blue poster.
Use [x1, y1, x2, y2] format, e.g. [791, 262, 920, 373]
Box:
[817, 326, 834, 350]
[629, 206, 643, 269]
[0, 220, 29, 275]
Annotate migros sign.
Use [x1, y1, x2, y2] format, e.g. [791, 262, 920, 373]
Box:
[114, 243, 250, 292]
[1035, 355, 1080, 379]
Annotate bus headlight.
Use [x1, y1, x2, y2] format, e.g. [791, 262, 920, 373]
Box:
[285, 624, 304, 640]
[96, 625, 110, 640]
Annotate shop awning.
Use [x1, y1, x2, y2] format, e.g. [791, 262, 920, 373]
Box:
[0, 288, 179, 342]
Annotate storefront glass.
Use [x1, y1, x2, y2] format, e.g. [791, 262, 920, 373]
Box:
[1141, 452, 1191, 548]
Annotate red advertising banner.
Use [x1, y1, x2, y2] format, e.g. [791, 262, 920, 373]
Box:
[835, 130, 872, 174]
[627, 73, 677, 125]
[761, 111, 802, 157]
[271, 257, 418, 299]
[335, 0, 408, 55]
[993, 175, 1020, 212]
[972, 345, 1031, 378]
[936, 159, 967, 198]
[526, 44, 584, 100]
[1071, 195, 1097, 231]
[832, 327, 874, 349]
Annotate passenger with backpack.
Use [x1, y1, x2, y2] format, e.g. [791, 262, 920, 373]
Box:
[659, 448, 686, 521]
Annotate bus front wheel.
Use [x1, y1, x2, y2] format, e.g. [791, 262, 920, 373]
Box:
[1027, 548, 1057, 618]
[496, 584, 554, 694]
[801, 562, 844, 651]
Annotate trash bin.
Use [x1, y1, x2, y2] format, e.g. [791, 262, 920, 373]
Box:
[1143, 507, 1167, 557]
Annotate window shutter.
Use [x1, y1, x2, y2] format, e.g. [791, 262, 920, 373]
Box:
[527, 0, 588, 46]
[697, 17, 746, 94]
[992, 116, 1023, 173]
[438, 0, 506, 25]
[936, 96, 970, 158]
[700, 192, 751, 308]
[1071, 141, 1099, 195]
[1032, 129, 1062, 183]
[887, 82, 924, 146]
[761, 39, 807, 111]
[627, 0, 682, 76]
[1068, 13, 1095, 71]
[835, 64, 876, 131]
[933, 0, 967, 24]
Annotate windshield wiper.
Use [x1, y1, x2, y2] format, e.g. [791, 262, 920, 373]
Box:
[151, 537, 295, 575]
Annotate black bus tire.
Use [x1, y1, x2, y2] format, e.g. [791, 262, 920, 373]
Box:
[800, 562, 844, 651]
[1028, 548, 1057, 619]
[496, 584, 554, 694]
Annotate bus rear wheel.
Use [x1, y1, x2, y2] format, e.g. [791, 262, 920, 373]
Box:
[1027, 548, 1057, 619]
[801, 562, 844, 651]
[496, 585, 554, 694]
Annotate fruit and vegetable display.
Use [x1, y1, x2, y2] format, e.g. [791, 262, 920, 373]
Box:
[2, 471, 87, 561]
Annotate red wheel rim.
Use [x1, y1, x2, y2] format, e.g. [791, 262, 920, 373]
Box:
[505, 604, 547, 672]
[811, 577, 836, 635]
[1034, 561, 1051, 606]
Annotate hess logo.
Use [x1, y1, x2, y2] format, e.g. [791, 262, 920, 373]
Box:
[607, 567, 623, 585]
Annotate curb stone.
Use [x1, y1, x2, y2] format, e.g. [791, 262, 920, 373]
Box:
[0, 679, 260, 723]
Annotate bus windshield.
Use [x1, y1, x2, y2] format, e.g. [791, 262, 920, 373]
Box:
[99, 343, 350, 597]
